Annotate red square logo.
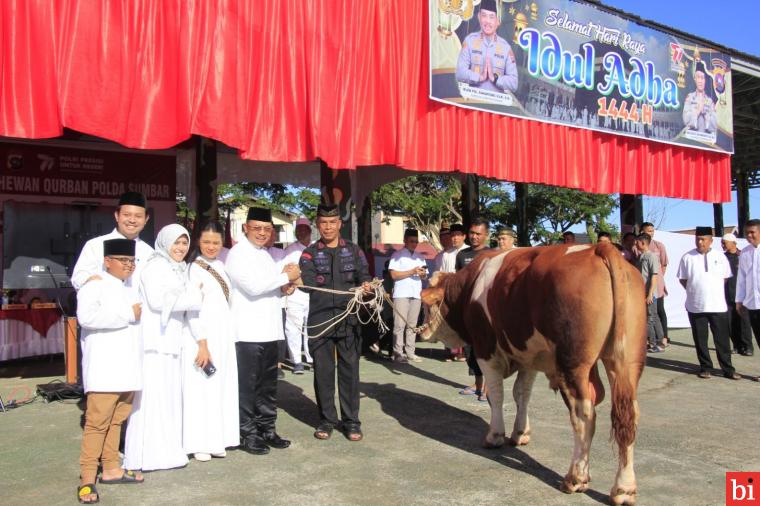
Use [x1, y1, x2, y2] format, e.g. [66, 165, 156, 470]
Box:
[727, 472, 760, 505]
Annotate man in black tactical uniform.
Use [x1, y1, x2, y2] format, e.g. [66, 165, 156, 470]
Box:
[299, 204, 372, 442]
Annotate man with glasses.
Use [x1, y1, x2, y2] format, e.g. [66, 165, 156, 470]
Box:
[226, 207, 301, 455]
[299, 204, 372, 442]
[72, 192, 154, 296]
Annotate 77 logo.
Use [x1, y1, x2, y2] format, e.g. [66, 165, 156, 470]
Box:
[670, 42, 683, 63]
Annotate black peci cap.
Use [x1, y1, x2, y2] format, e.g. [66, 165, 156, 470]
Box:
[317, 204, 340, 218]
[450, 224, 465, 234]
[480, 0, 497, 14]
[695, 226, 713, 237]
[118, 191, 147, 209]
[247, 207, 273, 223]
[104, 238, 136, 257]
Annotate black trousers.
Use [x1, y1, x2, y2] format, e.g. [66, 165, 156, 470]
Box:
[656, 296, 668, 338]
[745, 310, 760, 352]
[309, 330, 361, 427]
[687, 311, 734, 375]
[727, 303, 753, 352]
[465, 345, 483, 377]
[236, 341, 279, 439]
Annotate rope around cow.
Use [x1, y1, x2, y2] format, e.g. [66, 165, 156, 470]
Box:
[294, 278, 426, 339]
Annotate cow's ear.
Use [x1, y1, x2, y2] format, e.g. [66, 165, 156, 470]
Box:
[421, 287, 444, 305]
[429, 271, 448, 287]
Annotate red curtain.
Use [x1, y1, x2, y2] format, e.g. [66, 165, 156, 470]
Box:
[0, 0, 731, 202]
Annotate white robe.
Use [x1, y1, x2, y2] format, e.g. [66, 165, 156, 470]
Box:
[226, 239, 288, 343]
[182, 258, 239, 454]
[71, 229, 153, 297]
[124, 257, 202, 471]
[77, 273, 141, 393]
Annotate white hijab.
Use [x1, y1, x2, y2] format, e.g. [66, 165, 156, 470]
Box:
[146, 224, 192, 327]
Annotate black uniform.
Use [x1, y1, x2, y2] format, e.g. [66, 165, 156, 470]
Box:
[455, 246, 491, 377]
[299, 238, 371, 430]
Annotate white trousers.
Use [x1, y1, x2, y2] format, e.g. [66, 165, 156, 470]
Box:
[285, 302, 312, 365]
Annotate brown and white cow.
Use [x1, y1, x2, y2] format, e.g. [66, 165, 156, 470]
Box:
[420, 243, 646, 505]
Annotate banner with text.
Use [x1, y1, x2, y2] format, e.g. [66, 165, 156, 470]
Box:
[0, 144, 176, 201]
[429, 0, 734, 154]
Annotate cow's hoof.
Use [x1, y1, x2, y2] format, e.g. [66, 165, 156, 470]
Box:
[482, 432, 505, 448]
[507, 432, 531, 446]
[609, 487, 637, 505]
[560, 475, 590, 494]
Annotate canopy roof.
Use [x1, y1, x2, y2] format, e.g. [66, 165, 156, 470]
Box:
[1, 0, 750, 202]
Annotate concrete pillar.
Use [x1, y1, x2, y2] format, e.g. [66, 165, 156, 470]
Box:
[713, 203, 724, 237]
[736, 165, 750, 237]
[194, 136, 218, 237]
[619, 194, 643, 233]
[515, 182, 529, 246]
[319, 159, 353, 241]
[461, 173, 479, 232]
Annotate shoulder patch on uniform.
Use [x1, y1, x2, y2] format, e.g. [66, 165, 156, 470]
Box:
[301, 252, 313, 260]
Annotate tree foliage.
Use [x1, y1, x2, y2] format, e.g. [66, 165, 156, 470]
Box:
[371, 176, 617, 247]
[512, 185, 618, 244]
[371, 175, 463, 250]
[217, 183, 321, 220]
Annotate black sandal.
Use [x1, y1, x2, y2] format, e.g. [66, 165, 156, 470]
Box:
[313, 422, 334, 440]
[77, 483, 99, 504]
[343, 424, 363, 442]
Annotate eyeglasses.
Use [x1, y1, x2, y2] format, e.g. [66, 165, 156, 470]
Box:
[249, 226, 274, 233]
[108, 256, 136, 266]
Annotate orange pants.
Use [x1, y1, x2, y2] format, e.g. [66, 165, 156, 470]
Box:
[79, 391, 135, 484]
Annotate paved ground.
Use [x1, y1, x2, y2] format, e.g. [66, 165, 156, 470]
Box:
[1, 328, 759, 506]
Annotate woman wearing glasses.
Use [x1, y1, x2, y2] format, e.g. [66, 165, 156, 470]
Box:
[124, 224, 203, 472]
[182, 221, 239, 461]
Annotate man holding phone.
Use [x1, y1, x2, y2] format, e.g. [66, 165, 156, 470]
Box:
[389, 229, 428, 363]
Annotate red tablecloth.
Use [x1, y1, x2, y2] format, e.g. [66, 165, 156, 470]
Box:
[0, 309, 62, 337]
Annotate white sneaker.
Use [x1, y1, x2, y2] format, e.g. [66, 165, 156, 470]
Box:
[194, 452, 211, 462]
[407, 354, 423, 363]
[211, 451, 227, 458]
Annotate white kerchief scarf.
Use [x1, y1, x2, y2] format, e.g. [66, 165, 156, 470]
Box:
[145, 224, 192, 327]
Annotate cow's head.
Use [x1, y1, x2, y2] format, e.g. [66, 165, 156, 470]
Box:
[419, 273, 467, 349]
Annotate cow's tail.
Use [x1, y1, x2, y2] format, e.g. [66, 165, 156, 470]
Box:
[598, 245, 639, 466]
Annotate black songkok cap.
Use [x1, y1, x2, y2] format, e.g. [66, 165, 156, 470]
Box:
[694, 60, 707, 74]
[480, 0, 498, 14]
[118, 191, 147, 209]
[450, 224, 465, 234]
[247, 207, 272, 223]
[104, 238, 135, 257]
[404, 228, 419, 239]
[317, 204, 340, 218]
[695, 226, 713, 237]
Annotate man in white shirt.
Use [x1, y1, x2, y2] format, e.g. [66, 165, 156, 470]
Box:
[439, 224, 469, 274]
[432, 227, 451, 273]
[71, 192, 154, 296]
[438, 223, 468, 361]
[389, 229, 428, 363]
[283, 217, 314, 374]
[226, 207, 301, 455]
[735, 219, 760, 381]
[677, 226, 739, 380]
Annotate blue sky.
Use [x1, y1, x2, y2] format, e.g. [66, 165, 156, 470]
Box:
[588, 0, 760, 231]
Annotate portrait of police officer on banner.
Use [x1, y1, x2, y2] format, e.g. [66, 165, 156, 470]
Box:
[455, 0, 518, 94]
[682, 60, 718, 135]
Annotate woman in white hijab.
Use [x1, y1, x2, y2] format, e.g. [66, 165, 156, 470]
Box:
[124, 224, 202, 471]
